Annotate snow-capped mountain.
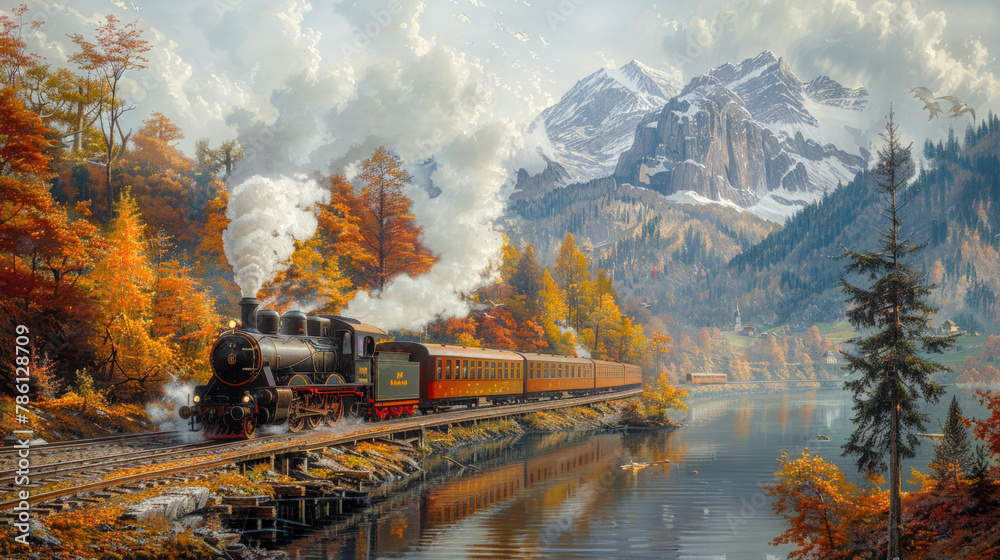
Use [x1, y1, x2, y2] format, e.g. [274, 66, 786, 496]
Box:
[614, 51, 869, 222]
[518, 59, 683, 195]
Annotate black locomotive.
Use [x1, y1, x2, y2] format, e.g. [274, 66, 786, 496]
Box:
[179, 297, 420, 439]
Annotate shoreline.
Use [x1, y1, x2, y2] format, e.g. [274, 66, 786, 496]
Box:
[1, 399, 667, 559]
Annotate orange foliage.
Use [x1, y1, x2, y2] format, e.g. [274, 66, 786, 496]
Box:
[767, 449, 860, 559]
[119, 112, 198, 244]
[152, 259, 219, 379]
[0, 84, 99, 391]
[970, 390, 1000, 464]
[982, 335, 1000, 363]
[88, 190, 175, 400]
[336, 146, 437, 291]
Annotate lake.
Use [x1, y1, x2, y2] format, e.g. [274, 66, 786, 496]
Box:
[270, 386, 988, 559]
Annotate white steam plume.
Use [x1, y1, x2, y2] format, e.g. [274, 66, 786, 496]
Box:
[223, 1, 526, 329]
[222, 174, 329, 298]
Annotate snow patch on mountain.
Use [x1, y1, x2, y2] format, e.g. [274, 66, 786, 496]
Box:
[613, 51, 870, 222]
[522, 59, 682, 189]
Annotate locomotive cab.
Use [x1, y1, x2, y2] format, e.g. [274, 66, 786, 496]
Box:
[323, 316, 390, 384]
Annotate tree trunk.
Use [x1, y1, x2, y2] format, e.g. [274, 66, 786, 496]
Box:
[888, 396, 901, 559]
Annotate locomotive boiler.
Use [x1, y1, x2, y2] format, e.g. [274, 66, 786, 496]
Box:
[179, 297, 421, 439]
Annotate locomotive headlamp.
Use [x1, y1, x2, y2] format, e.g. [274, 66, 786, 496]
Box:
[242, 392, 252, 403]
[229, 319, 237, 329]
[193, 395, 201, 403]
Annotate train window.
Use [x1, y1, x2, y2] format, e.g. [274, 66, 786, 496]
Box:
[446, 360, 453, 380]
[504, 362, 509, 379]
[341, 333, 353, 355]
[491, 362, 497, 379]
[558, 364, 563, 378]
[462, 360, 469, 379]
[478, 360, 483, 379]
[543, 364, 549, 379]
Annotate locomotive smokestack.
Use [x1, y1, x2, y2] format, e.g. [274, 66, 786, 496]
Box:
[239, 297, 260, 332]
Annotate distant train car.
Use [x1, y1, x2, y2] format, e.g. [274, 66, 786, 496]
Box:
[593, 358, 626, 390]
[623, 363, 643, 388]
[520, 352, 594, 399]
[686, 372, 728, 384]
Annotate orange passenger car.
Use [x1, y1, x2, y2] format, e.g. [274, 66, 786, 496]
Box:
[376, 342, 524, 409]
[593, 358, 625, 390]
[623, 362, 642, 388]
[519, 352, 594, 398]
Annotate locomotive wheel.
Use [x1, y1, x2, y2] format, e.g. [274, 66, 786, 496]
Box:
[287, 413, 305, 432]
[305, 414, 322, 430]
[324, 400, 343, 426]
[242, 416, 256, 439]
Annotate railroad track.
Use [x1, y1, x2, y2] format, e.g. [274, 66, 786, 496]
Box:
[0, 430, 183, 457]
[0, 389, 640, 512]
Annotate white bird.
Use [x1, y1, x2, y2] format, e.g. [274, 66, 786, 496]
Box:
[937, 95, 977, 123]
[909, 87, 943, 120]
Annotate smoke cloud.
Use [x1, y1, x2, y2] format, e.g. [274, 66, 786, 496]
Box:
[219, 1, 524, 330]
[222, 174, 329, 298]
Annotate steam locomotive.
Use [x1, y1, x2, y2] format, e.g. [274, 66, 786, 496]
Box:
[179, 297, 421, 439]
[180, 298, 641, 440]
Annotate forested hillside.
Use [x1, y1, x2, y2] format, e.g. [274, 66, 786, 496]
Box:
[728, 114, 1000, 330]
[505, 177, 779, 328]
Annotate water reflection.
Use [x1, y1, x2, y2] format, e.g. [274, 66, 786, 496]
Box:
[271, 387, 985, 560]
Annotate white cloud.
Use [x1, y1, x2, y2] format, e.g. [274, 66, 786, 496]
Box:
[6, 0, 999, 326]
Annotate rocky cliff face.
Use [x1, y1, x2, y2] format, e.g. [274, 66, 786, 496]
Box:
[613, 52, 868, 222]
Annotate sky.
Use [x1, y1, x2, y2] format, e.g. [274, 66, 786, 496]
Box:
[12, 0, 1000, 328]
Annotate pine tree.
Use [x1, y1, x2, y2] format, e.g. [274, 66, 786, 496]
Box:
[930, 396, 973, 490]
[838, 111, 954, 559]
[966, 444, 994, 511]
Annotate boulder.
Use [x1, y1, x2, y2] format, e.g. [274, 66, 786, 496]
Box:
[120, 486, 211, 522]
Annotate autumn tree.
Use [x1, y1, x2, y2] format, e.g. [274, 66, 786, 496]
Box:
[195, 137, 244, 185]
[650, 332, 672, 375]
[0, 83, 98, 393]
[639, 371, 688, 424]
[982, 334, 1000, 363]
[152, 259, 219, 383]
[508, 245, 544, 319]
[728, 351, 753, 382]
[89, 190, 173, 401]
[69, 14, 151, 217]
[338, 146, 436, 291]
[0, 4, 38, 87]
[119, 112, 198, 244]
[767, 449, 860, 560]
[259, 234, 354, 315]
[838, 112, 952, 559]
[539, 269, 575, 355]
[930, 396, 973, 491]
[553, 232, 592, 331]
[192, 182, 240, 312]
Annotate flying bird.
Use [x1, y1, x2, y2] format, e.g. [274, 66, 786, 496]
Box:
[937, 95, 977, 123]
[909, 87, 943, 120]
